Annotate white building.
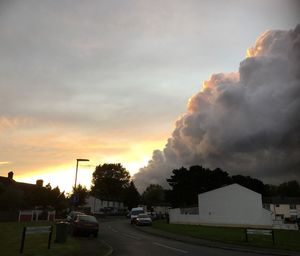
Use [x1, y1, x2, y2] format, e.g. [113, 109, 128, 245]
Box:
[170, 184, 273, 227]
[84, 195, 125, 214]
[263, 197, 300, 221]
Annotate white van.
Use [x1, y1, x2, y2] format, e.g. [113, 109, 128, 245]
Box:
[130, 207, 144, 224]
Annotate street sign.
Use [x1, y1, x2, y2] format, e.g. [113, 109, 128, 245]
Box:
[245, 228, 275, 245]
[20, 225, 53, 254]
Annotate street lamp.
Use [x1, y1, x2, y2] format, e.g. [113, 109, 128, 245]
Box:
[74, 158, 89, 188]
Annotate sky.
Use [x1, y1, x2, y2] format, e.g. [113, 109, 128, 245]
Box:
[0, 0, 299, 193]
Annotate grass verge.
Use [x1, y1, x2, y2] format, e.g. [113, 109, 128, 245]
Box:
[0, 221, 108, 256]
[152, 220, 300, 251]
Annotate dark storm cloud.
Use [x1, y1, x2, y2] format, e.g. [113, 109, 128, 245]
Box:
[134, 25, 300, 192]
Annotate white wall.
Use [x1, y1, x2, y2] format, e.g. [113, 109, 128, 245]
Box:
[85, 196, 125, 213]
[170, 208, 200, 225]
[85, 196, 101, 213]
[152, 206, 171, 214]
[170, 184, 273, 227]
[197, 184, 272, 226]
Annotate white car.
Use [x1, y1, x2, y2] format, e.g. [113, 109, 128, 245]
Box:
[130, 207, 144, 224]
[136, 213, 152, 226]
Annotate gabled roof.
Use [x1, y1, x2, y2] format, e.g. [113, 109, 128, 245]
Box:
[0, 176, 15, 186]
[0, 175, 38, 190]
[263, 196, 300, 204]
[199, 183, 260, 196]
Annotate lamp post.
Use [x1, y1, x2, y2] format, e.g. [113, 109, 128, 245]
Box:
[74, 158, 89, 189]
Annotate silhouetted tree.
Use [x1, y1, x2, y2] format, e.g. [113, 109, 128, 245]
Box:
[0, 185, 25, 210]
[123, 181, 141, 209]
[277, 180, 300, 196]
[231, 175, 266, 195]
[72, 184, 89, 207]
[25, 183, 52, 209]
[91, 163, 131, 201]
[166, 164, 300, 208]
[142, 184, 165, 209]
[167, 165, 231, 207]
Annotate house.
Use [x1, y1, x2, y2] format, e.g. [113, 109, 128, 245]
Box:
[84, 195, 125, 215]
[0, 171, 56, 222]
[263, 196, 300, 221]
[170, 183, 273, 227]
[0, 171, 44, 190]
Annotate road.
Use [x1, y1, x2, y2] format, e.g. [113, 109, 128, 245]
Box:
[99, 219, 265, 256]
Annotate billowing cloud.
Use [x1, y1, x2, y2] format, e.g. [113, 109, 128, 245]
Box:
[134, 25, 300, 192]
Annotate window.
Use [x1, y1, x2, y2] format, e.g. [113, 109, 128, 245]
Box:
[275, 204, 280, 207]
[290, 204, 296, 210]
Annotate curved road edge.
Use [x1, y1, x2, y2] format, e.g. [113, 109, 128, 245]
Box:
[101, 240, 114, 256]
[133, 225, 300, 256]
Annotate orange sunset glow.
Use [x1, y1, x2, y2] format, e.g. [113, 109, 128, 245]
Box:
[9, 138, 167, 193]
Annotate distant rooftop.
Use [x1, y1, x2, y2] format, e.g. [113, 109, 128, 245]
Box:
[263, 196, 300, 204]
[0, 172, 43, 188]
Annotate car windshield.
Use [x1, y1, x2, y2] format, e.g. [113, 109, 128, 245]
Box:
[132, 210, 144, 215]
[70, 211, 83, 217]
[138, 214, 149, 218]
[78, 215, 98, 223]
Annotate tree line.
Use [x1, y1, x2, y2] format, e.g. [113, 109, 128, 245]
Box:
[89, 163, 300, 210]
[0, 182, 67, 213]
[1, 163, 299, 213]
[166, 165, 300, 207]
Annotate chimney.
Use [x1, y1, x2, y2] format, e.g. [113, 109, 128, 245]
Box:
[8, 171, 14, 180]
[36, 179, 44, 187]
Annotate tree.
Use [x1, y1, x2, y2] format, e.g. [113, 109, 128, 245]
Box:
[25, 183, 52, 209]
[142, 184, 165, 209]
[231, 175, 266, 195]
[91, 163, 131, 201]
[45, 186, 68, 211]
[277, 180, 300, 197]
[0, 185, 25, 210]
[167, 165, 231, 207]
[123, 181, 141, 209]
[72, 184, 89, 207]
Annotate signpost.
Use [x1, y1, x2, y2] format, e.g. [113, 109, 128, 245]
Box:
[20, 225, 53, 254]
[245, 228, 275, 245]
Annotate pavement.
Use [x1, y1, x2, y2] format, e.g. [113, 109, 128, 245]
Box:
[134, 224, 300, 256]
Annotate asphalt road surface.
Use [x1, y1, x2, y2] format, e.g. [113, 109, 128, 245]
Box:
[99, 219, 265, 256]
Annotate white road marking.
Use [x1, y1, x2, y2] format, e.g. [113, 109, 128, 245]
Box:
[153, 242, 188, 254]
[108, 225, 118, 233]
[108, 225, 141, 240]
[122, 233, 142, 240]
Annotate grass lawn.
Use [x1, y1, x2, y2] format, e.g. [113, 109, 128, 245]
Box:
[152, 220, 300, 251]
[0, 221, 108, 256]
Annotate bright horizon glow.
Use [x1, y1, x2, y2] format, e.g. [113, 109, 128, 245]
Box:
[16, 164, 93, 194]
[14, 141, 159, 193]
[16, 158, 150, 194]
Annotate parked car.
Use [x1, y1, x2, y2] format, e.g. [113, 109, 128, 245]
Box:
[135, 213, 152, 226]
[66, 211, 85, 222]
[130, 207, 144, 224]
[70, 214, 99, 237]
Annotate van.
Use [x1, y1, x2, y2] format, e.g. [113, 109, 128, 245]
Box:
[130, 207, 144, 224]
